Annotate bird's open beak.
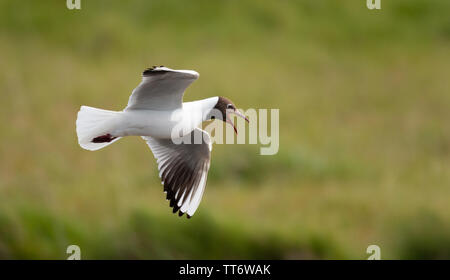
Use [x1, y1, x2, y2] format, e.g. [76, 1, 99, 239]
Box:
[226, 109, 249, 135]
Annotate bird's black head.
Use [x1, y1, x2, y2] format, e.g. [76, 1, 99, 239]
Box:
[208, 96, 249, 134]
[213, 97, 236, 120]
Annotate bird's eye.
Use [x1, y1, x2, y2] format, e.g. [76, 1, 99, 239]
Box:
[227, 104, 233, 109]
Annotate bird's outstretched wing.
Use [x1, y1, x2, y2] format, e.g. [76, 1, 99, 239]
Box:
[125, 66, 199, 111]
[142, 128, 212, 218]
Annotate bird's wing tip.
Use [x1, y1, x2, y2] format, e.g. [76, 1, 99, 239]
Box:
[142, 66, 199, 79]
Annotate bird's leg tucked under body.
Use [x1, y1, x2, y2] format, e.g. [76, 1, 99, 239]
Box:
[92, 133, 117, 143]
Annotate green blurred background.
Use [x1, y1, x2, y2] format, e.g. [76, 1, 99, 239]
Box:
[0, 0, 449, 259]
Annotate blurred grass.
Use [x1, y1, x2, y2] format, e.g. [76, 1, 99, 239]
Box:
[0, 0, 449, 259]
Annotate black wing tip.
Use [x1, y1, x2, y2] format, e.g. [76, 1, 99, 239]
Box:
[172, 203, 180, 213]
[168, 196, 191, 219]
[172, 205, 188, 218]
[166, 189, 186, 218]
[143, 65, 167, 76]
[178, 210, 192, 219]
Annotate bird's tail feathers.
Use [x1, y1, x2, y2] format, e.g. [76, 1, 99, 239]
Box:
[76, 106, 122, 151]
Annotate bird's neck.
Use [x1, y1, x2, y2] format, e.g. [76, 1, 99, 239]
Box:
[200, 96, 219, 117]
[184, 96, 219, 122]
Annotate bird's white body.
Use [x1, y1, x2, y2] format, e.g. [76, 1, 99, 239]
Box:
[112, 97, 218, 139]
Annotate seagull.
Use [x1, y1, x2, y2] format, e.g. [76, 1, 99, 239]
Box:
[76, 66, 249, 218]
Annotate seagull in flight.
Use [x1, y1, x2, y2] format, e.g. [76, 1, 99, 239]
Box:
[76, 66, 248, 218]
